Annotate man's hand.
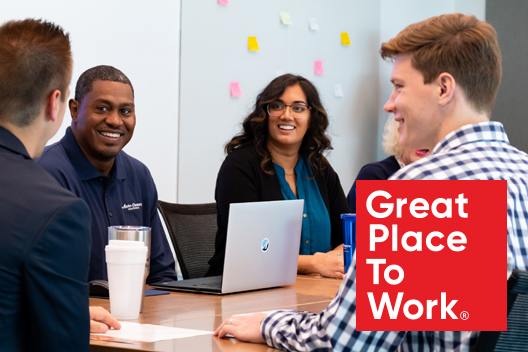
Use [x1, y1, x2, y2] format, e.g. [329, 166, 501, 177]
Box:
[90, 306, 121, 333]
[214, 313, 267, 344]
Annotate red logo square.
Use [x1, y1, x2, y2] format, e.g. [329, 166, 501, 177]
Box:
[356, 180, 507, 331]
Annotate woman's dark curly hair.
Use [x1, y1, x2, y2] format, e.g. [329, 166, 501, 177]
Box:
[225, 74, 332, 177]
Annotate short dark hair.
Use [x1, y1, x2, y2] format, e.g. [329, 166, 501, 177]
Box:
[0, 19, 72, 127]
[226, 74, 332, 177]
[75, 65, 134, 103]
[380, 13, 502, 116]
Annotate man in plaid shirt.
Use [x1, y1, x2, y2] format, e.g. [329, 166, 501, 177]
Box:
[215, 13, 528, 351]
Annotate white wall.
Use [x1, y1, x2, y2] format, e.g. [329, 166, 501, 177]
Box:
[178, 0, 486, 204]
[376, 0, 486, 160]
[0, 0, 181, 203]
[178, 0, 381, 204]
[2, 0, 486, 205]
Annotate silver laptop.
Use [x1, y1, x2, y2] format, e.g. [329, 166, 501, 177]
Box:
[151, 199, 304, 295]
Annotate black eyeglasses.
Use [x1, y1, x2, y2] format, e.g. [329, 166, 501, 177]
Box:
[267, 101, 312, 119]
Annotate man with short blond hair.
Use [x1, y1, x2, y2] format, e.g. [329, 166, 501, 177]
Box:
[214, 13, 528, 351]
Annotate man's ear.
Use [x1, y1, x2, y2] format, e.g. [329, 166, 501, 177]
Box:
[46, 90, 62, 122]
[437, 72, 456, 106]
[69, 98, 79, 123]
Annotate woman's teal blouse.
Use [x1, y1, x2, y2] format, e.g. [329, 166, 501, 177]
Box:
[273, 155, 331, 255]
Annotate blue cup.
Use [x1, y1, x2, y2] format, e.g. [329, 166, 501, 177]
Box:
[340, 213, 356, 273]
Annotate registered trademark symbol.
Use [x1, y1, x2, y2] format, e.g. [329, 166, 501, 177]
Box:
[460, 311, 469, 320]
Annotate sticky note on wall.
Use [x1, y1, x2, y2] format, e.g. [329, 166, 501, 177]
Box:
[230, 82, 242, 97]
[334, 84, 344, 97]
[280, 11, 293, 25]
[248, 37, 260, 51]
[308, 17, 319, 31]
[341, 32, 351, 45]
[217, 0, 229, 4]
[314, 61, 324, 75]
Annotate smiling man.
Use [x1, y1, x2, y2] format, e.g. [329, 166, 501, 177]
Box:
[37, 65, 177, 285]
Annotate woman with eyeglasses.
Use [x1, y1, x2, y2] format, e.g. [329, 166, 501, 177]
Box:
[206, 74, 350, 279]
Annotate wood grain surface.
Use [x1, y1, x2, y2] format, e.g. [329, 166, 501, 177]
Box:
[90, 276, 342, 352]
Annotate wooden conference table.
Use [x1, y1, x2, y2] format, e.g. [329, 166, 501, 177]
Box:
[89, 276, 341, 352]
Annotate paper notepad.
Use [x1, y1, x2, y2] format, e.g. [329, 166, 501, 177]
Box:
[91, 322, 212, 343]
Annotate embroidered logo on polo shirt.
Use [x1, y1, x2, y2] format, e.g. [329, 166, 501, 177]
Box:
[121, 203, 142, 211]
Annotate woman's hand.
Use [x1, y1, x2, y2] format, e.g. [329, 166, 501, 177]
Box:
[311, 252, 345, 279]
[214, 313, 267, 343]
[298, 251, 345, 279]
[89, 306, 121, 333]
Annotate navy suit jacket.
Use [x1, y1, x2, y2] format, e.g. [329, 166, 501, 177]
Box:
[0, 127, 92, 351]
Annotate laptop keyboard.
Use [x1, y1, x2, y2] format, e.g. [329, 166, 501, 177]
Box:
[191, 281, 221, 289]
[153, 275, 223, 292]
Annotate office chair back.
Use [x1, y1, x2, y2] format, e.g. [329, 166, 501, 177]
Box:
[158, 201, 217, 280]
[472, 269, 528, 352]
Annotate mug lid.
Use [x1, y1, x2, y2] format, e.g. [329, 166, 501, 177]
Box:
[105, 240, 148, 252]
[108, 225, 151, 231]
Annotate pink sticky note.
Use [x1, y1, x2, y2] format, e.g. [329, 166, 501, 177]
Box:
[230, 82, 242, 97]
[314, 60, 324, 75]
[218, 0, 229, 4]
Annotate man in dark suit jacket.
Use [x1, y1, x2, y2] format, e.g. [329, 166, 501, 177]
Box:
[0, 19, 118, 351]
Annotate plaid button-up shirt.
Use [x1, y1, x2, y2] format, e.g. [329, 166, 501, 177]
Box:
[261, 121, 528, 351]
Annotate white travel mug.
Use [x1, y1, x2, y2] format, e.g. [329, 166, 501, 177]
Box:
[105, 240, 148, 320]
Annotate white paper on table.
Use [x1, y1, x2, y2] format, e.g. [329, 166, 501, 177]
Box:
[91, 321, 213, 343]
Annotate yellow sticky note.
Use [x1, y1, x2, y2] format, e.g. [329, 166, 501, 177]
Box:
[248, 37, 260, 51]
[341, 32, 351, 45]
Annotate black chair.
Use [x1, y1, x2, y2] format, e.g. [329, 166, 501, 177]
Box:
[158, 201, 217, 280]
[472, 269, 528, 352]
